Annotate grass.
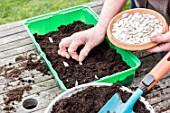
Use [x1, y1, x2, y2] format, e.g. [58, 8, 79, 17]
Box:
[0, 0, 131, 25]
[122, 0, 131, 11]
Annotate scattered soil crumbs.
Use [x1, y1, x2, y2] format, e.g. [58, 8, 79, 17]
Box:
[52, 84, 150, 113]
[3, 85, 32, 111]
[0, 53, 49, 80]
[26, 53, 49, 75]
[34, 21, 130, 89]
[0, 53, 50, 112]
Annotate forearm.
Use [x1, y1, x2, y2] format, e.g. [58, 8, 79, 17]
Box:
[96, 0, 127, 32]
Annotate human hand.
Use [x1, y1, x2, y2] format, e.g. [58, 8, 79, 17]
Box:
[59, 25, 106, 62]
[147, 26, 170, 52]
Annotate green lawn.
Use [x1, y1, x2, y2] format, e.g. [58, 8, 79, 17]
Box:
[0, 0, 131, 25]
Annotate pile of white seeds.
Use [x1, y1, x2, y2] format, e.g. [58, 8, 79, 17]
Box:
[112, 12, 163, 44]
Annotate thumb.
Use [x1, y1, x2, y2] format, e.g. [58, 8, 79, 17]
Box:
[151, 26, 170, 43]
[79, 43, 94, 62]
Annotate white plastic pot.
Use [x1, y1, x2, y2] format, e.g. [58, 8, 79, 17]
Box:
[45, 83, 155, 113]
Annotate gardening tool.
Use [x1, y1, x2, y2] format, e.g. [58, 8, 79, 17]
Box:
[98, 51, 170, 113]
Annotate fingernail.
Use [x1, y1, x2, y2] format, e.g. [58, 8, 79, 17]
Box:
[66, 54, 70, 59]
[72, 56, 79, 61]
[79, 57, 84, 62]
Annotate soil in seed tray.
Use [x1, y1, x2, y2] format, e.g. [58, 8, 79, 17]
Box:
[51, 84, 150, 113]
[34, 21, 130, 89]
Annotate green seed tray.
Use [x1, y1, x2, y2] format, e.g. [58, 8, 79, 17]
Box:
[24, 5, 141, 91]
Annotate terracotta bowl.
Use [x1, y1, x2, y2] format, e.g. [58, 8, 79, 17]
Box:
[107, 8, 169, 51]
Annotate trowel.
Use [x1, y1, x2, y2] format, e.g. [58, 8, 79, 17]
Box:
[98, 51, 170, 113]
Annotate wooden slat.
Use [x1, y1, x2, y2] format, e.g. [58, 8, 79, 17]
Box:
[32, 108, 46, 113]
[0, 44, 35, 59]
[0, 20, 25, 31]
[162, 109, 170, 113]
[146, 87, 170, 105]
[152, 98, 170, 113]
[85, 0, 104, 8]
[0, 79, 58, 105]
[0, 70, 52, 89]
[0, 86, 61, 113]
[0, 31, 29, 45]
[0, 50, 35, 66]
[85, 0, 104, 15]
[90, 4, 103, 15]
[0, 38, 33, 52]
[0, 26, 26, 38]
[16, 87, 61, 113]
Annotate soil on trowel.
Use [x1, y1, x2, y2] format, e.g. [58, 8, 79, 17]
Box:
[52, 84, 150, 113]
[34, 21, 130, 89]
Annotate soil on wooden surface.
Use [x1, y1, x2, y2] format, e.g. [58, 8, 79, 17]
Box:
[0, 53, 50, 112]
[34, 21, 130, 89]
[0, 53, 49, 80]
[52, 84, 150, 113]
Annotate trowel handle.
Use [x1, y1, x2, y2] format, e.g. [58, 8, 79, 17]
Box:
[140, 51, 170, 91]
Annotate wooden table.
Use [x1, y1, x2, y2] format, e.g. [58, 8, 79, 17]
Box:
[0, 0, 169, 112]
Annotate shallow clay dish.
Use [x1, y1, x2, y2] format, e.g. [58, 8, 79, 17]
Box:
[107, 8, 169, 51]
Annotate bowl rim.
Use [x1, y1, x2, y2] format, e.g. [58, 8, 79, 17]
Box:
[107, 8, 169, 51]
[44, 83, 155, 113]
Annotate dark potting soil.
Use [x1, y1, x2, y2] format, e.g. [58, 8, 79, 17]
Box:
[51, 84, 150, 113]
[34, 21, 130, 89]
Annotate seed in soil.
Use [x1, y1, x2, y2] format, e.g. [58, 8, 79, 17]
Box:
[57, 50, 61, 55]
[48, 37, 54, 43]
[34, 21, 130, 89]
[75, 80, 78, 86]
[79, 62, 83, 65]
[63, 61, 69, 67]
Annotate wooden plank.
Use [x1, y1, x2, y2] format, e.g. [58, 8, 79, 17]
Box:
[0, 50, 35, 66]
[0, 31, 29, 45]
[152, 98, 170, 113]
[0, 44, 35, 59]
[0, 68, 52, 88]
[0, 79, 58, 105]
[0, 38, 33, 52]
[0, 26, 26, 38]
[0, 73, 53, 95]
[90, 4, 103, 15]
[0, 87, 62, 113]
[0, 20, 25, 31]
[85, 0, 104, 15]
[0, 51, 53, 87]
[32, 108, 46, 113]
[162, 109, 170, 113]
[85, 0, 104, 8]
[16, 87, 61, 113]
[146, 87, 170, 105]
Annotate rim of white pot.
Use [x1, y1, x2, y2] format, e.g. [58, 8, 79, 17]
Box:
[45, 83, 155, 113]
